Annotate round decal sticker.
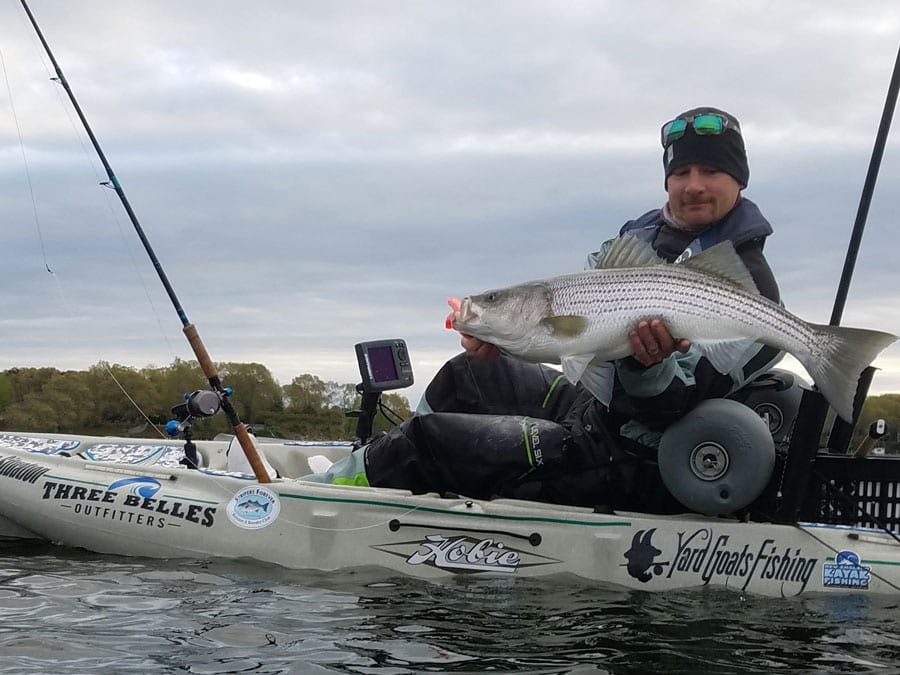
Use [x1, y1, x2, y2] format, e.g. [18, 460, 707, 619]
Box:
[226, 485, 281, 530]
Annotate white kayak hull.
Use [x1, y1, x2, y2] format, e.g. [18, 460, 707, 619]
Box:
[0, 431, 896, 597]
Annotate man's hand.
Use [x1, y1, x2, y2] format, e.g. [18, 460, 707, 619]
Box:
[628, 319, 691, 367]
[461, 334, 502, 360]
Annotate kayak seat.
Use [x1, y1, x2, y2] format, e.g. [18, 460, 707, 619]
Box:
[727, 368, 807, 447]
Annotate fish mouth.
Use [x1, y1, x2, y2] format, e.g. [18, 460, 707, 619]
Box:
[457, 297, 478, 322]
[445, 297, 479, 331]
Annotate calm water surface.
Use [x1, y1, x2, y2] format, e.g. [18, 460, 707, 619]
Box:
[0, 541, 898, 674]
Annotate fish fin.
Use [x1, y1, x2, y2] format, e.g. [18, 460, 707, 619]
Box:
[561, 353, 595, 382]
[594, 235, 665, 269]
[680, 241, 759, 293]
[796, 324, 898, 422]
[542, 315, 590, 337]
[693, 337, 759, 374]
[579, 358, 616, 407]
[560, 354, 615, 406]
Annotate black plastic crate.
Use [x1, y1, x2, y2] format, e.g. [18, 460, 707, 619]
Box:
[800, 454, 900, 532]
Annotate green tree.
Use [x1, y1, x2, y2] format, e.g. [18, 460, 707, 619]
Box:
[217, 362, 283, 425]
[0, 359, 413, 441]
[856, 394, 900, 452]
[283, 374, 327, 412]
[0, 372, 13, 414]
[326, 381, 360, 410]
[86, 362, 163, 434]
[4, 395, 57, 432]
[150, 359, 208, 407]
[6, 367, 60, 404]
[4, 370, 94, 433]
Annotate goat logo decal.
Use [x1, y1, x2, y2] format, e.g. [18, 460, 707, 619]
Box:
[623, 528, 668, 582]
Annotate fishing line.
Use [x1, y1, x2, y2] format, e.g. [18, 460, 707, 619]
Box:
[793, 523, 900, 593]
[3, 40, 167, 439]
[13, 5, 179, 361]
[811, 474, 900, 546]
[19, 0, 271, 482]
[0, 35, 410, 564]
[1, 46, 52, 274]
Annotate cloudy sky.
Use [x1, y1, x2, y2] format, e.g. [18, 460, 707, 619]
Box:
[2, 1, 900, 411]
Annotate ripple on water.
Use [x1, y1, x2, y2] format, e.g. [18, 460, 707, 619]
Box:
[1, 542, 900, 673]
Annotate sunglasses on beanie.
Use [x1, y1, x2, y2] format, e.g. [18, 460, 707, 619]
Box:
[660, 113, 742, 148]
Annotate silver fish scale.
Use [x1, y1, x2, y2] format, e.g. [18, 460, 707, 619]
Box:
[545, 266, 817, 352]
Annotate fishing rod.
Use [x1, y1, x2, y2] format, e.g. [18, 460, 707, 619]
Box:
[830, 41, 900, 326]
[822, 40, 900, 454]
[20, 0, 272, 483]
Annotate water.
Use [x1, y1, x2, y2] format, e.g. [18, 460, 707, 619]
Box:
[1, 541, 898, 674]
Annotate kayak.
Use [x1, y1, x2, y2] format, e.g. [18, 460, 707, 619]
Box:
[0, 427, 896, 597]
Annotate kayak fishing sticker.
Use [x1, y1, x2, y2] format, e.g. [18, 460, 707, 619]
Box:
[822, 549, 871, 590]
[226, 485, 280, 530]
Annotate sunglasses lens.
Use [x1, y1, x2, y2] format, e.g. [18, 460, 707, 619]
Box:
[661, 119, 687, 146]
[692, 114, 725, 135]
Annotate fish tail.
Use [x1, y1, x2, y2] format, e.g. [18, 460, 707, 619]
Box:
[799, 324, 897, 422]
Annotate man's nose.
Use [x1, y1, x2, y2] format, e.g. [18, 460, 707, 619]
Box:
[683, 169, 706, 191]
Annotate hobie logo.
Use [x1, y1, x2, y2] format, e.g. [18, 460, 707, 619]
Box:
[406, 534, 520, 573]
[226, 486, 280, 530]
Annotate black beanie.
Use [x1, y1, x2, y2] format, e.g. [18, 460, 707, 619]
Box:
[662, 107, 749, 188]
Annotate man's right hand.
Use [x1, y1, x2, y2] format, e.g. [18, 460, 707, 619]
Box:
[461, 334, 502, 360]
[628, 319, 691, 367]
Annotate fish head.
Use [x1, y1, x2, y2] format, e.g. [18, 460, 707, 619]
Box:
[451, 282, 553, 351]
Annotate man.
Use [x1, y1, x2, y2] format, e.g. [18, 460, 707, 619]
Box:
[308, 107, 782, 512]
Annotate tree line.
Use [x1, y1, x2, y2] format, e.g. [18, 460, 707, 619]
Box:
[0, 360, 897, 452]
[853, 392, 900, 453]
[0, 360, 412, 441]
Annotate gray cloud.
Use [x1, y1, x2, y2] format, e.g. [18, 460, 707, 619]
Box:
[2, 0, 900, 410]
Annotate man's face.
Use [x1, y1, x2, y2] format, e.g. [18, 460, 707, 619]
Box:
[666, 163, 741, 227]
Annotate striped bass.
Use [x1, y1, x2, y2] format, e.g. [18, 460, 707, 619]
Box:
[447, 235, 897, 422]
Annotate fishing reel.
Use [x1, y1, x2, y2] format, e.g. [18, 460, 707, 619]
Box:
[166, 389, 225, 432]
[165, 389, 227, 469]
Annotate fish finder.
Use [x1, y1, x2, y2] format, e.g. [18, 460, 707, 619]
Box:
[355, 339, 414, 393]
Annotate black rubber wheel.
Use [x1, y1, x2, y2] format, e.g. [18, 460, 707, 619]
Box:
[658, 398, 775, 516]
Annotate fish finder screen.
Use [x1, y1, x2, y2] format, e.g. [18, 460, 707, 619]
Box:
[355, 339, 413, 393]
[367, 345, 399, 383]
